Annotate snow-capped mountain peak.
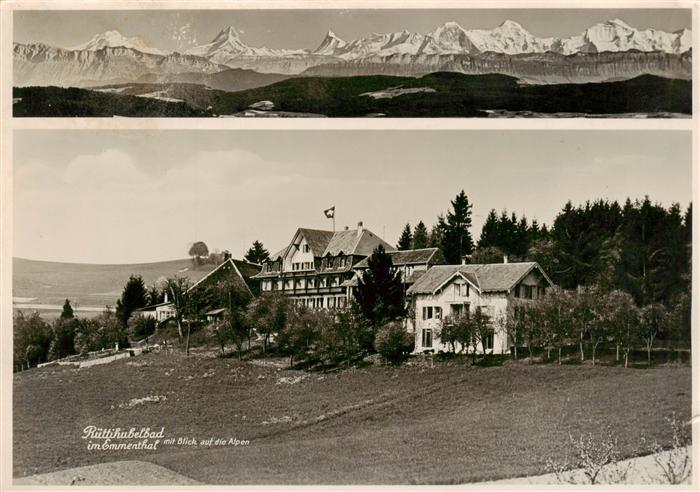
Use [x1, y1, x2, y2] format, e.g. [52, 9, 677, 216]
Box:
[557, 18, 692, 55]
[69, 30, 166, 55]
[606, 18, 633, 29]
[313, 30, 347, 55]
[212, 26, 243, 43]
[496, 19, 527, 31]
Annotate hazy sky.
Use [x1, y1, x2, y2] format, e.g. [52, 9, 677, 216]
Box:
[13, 130, 691, 265]
[14, 9, 691, 52]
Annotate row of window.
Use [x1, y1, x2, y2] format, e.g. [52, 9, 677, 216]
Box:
[514, 284, 547, 300]
[292, 296, 348, 309]
[261, 276, 343, 291]
[422, 303, 494, 321]
[420, 328, 494, 350]
[265, 254, 352, 273]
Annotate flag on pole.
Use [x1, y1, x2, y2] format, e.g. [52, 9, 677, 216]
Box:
[323, 206, 335, 219]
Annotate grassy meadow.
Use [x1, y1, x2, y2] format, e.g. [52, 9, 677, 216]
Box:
[13, 350, 691, 484]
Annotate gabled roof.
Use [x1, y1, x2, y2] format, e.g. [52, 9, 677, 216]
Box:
[407, 262, 552, 295]
[269, 247, 288, 261]
[354, 248, 438, 269]
[298, 228, 335, 257]
[266, 226, 395, 264]
[323, 229, 361, 256]
[188, 257, 261, 296]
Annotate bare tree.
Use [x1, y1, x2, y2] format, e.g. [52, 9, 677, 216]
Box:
[547, 428, 630, 484]
[166, 276, 191, 343]
[639, 303, 667, 366]
[646, 413, 691, 484]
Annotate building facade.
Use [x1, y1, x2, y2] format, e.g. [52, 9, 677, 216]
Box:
[346, 247, 441, 296]
[254, 222, 399, 308]
[133, 256, 261, 322]
[406, 261, 553, 354]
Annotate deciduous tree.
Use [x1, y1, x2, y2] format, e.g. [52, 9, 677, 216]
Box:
[189, 241, 209, 266]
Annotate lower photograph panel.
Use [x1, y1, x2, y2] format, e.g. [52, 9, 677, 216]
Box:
[11, 129, 692, 485]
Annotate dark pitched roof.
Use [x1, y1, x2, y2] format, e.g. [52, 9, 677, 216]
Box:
[405, 269, 428, 284]
[298, 228, 335, 257]
[264, 226, 395, 266]
[323, 229, 360, 256]
[354, 248, 438, 269]
[188, 258, 261, 295]
[407, 262, 551, 295]
[269, 247, 288, 261]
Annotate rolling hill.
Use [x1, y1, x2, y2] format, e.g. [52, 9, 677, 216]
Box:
[14, 72, 691, 117]
[12, 86, 208, 117]
[13, 257, 219, 309]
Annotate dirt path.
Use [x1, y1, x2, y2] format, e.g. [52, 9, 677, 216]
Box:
[14, 460, 199, 486]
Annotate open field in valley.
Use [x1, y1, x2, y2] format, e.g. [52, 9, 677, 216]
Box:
[13, 351, 691, 484]
[12, 257, 217, 310]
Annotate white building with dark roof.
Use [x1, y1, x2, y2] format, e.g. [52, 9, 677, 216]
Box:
[406, 261, 553, 354]
[253, 222, 396, 308]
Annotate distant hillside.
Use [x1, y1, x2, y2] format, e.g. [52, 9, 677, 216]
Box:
[12, 86, 209, 117]
[14, 73, 691, 117]
[203, 72, 692, 116]
[13, 257, 218, 308]
[135, 67, 290, 92]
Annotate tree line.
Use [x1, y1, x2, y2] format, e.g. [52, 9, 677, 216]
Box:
[14, 191, 691, 371]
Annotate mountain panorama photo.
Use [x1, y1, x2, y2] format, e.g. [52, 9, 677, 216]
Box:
[13, 10, 692, 117]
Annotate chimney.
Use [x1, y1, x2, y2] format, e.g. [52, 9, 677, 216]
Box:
[357, 221, 363, 236]
[503, 255, 509, 264]
[164, 291, 169, 303]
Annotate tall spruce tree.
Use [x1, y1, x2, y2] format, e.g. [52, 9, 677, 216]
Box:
[441, 190, 474, 264]
[412, 221, 429, 249]
[116, 275, 147, 328]
[353, 245, 406, 326]
[244, 240, 270, 265]
[397, 223, 413, 250]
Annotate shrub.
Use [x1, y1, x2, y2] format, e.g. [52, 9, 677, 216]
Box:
[374, 321, 413, 365]
[547, 427, 630, 484]
[128, 314, 157, 340]
[13, 311, 52, 370]
[645, 413, 691, 484]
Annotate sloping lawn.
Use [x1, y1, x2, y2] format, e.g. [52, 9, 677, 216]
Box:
[13, 351, 690, 484]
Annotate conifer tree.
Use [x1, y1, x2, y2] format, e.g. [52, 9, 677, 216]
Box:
[412, 221, 429, 249]
[353, 245, 406, 326]
[441, 190, 474, 264]
[397, 223, 413, 250]
[244, 240, 270, 265]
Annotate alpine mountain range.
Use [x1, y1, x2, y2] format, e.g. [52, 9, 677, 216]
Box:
[14, 18, 693, 87]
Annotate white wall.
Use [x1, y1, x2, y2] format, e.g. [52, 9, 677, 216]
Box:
[412, 276, 509, 354]
[285, 235, 315, 271]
